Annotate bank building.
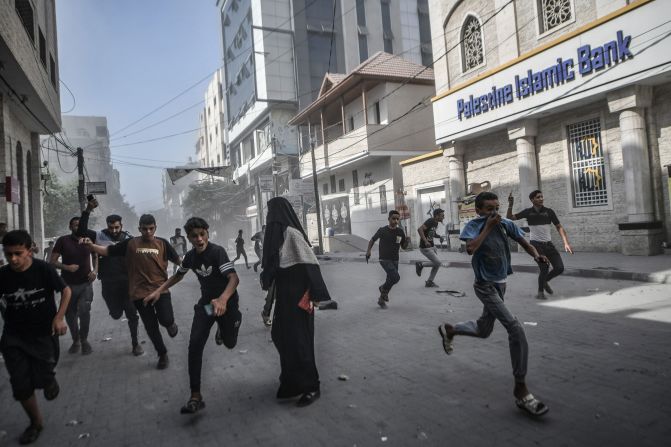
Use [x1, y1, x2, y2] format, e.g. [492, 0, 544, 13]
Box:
[401, 0, 671, 255]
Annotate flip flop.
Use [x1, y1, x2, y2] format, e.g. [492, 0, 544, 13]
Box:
[437, 324, 454, 355]
[436, 290, 466, 297]
[515, 393, 549, 417]
[180, 398, 206, 414]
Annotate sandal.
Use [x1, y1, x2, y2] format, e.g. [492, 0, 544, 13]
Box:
[515, 393, 549, 417]
[180, 398, 206, 414]
[438, 324, 454, 355]
[19, 425, 43, 445]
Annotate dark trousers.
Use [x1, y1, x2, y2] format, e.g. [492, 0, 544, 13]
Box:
[134, 293, 175, 356]
[379, 260, 400, 292]
[233, 247, 248, 267]
[101, 280, 139, 345]
[66, 283, 93, 342]
[531, 241, 564, 292]
[188, 300, 241, 392]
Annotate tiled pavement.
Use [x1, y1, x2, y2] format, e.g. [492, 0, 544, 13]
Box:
[1, 262, 670, 446]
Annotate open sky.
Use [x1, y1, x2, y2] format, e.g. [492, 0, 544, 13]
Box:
[55, 0, 222, 211]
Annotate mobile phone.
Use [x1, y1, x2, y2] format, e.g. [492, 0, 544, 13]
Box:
[203, 303, 213, 316]
[86, 194, 95, 201]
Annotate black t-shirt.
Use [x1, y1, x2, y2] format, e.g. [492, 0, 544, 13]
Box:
[235, 235, 244, 248]
[0, 259, 67, 337]
[371, 226, 406, 261]
[177, 243, 239, 303]
[514, 206, 560, 242]
[419, 218, 439, 248]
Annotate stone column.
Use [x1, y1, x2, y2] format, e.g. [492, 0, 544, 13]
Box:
[607, 85, 662, 255]
[508, 120, 539, 198]
[443, 142, 466, 229]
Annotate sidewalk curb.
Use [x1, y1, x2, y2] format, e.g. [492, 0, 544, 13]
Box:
[317, 255, 671, 285]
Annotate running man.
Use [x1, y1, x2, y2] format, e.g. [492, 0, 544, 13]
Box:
[84, 214, 180, 370]
[50, 217, 98, 355]
[437, 192, 549, 417]
[507, 190, 573, 300]
[1, 230, 71, 445]
[77, 198, 143, 356]
[170, 228, 187, 274]
[146, 217, 241, 414]
[416, 209, 445, 288]
[232, 229, 250, 269]
[366, 210, 409, 309]
[251, 225, 265, 273]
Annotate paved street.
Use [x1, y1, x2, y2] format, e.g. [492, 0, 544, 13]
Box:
[1, 261, 670, 446]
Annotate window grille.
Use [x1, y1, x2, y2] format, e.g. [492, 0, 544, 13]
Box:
[567, 118, 609, 207]
[539, 0, 572, 34]
[462, 15, 483, 71]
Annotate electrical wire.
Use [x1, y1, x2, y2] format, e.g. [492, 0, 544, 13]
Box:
[60, 79, 77, 113]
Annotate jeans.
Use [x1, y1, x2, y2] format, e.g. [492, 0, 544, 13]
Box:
[188, 300, 241, 392]
[379, 260, 400, 292]
[253, 247, 262, 271]
[134, 293, 175, 356]
[453, 281, 528, 383]
[531, 241, 564, 292]
[66, 283, 94, 342]
[420, 247, 441, 282]
[101, 280, 139, 345]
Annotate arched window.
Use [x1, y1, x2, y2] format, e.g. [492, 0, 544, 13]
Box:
[538, 0, 573, 34]
[461, 15, 483, 72]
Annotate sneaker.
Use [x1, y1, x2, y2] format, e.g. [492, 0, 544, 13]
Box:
[543, 282, 554, 295]
[43, 379, 60, 401]
[536, 291, 547, 300]
[132, 343, 144, 356]
[167, 323, 179, 338]
[415, 262, 423, 277]
[81, 340, 92, 355]
[378, 286, 389, 302]
[425, 280, 439, 288]
[215, 327, 224, 345]
[68, 341, 81, 354]
[157, 353, 169, 370]
[18, 425, 42, 445]
[261, 311, 272, 327]
[377, 296, 387, 309]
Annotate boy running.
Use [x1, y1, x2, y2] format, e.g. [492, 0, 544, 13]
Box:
[147, 217, 242, 414]
[232, 229, 250, 269]
[84, 214, 180, 369]
[416, 209, 445, 287]
[1, 230, 71, 445]
[437, 192, 550, 417]
[366, 210, 409, 309]
[507, 190, 573, 300]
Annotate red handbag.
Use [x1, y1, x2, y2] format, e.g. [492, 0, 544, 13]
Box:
[298, 289, 314, 314]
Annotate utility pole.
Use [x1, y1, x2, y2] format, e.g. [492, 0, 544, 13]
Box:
[309, 138, 324, 254]
[76, 147, 86, 212]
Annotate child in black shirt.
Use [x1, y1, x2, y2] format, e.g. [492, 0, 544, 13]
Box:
[0, 230, 71, 445]
[147, 217, 241, 414]
[366, 210, 409, 308]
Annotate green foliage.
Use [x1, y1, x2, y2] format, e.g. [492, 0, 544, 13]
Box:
[42, 176, 82, 238]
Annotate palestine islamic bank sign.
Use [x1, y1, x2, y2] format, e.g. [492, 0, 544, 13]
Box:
[456, 31, 632, 120]
[432, 0, 671, 144]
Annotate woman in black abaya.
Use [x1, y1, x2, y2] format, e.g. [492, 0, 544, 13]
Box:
[260, 197, 331, 407]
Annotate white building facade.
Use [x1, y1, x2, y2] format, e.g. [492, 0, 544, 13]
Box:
[403, 0, 671, 255]
[1, 0, 60, 244]
[196, 68, 228, 171]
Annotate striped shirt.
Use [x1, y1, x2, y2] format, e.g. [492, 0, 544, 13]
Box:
[514, 206, 560, 243]
[178, 242, 238, 301]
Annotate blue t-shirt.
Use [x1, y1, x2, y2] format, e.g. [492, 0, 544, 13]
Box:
[460, 216, 525, 282]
